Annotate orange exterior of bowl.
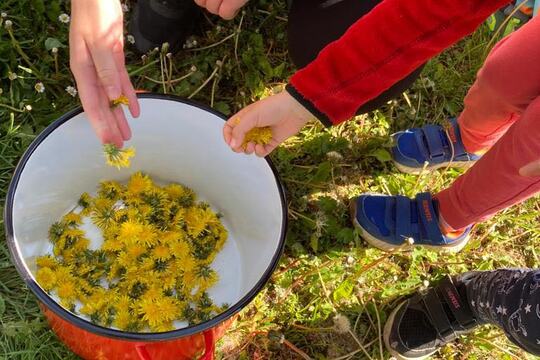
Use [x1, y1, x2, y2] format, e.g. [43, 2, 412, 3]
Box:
[41, 303, 234, 360]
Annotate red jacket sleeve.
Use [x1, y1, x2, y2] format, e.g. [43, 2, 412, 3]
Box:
[286, 0, 511, 126]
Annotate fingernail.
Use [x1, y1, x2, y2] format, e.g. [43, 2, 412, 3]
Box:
[230, 139, 237, 148]
[105, 86, 121, 100]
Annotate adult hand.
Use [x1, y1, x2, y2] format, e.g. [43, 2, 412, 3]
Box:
[70, 0, 140, 148]
[194, 0, 249, 20]
[223, 91, 313, 157]
[519, 159, 540, 177]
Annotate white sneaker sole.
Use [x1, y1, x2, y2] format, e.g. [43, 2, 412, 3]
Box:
[393, 160, 475, 175]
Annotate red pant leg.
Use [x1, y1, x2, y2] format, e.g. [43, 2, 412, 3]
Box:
[437, 96, 540, 229]
[458, 16, 540, 153]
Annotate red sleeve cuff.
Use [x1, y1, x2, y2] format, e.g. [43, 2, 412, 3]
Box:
[285, 84, 333, 127]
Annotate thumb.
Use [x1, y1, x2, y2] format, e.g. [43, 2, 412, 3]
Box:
[519, 159, 540, 177]
[90, 44, 122, 100]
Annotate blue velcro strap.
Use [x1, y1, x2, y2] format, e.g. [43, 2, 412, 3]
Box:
[395, 196, 413, 240]
[421, 125, 446, 162]
[444, 119, 468, 159]
[415, 192, 444, 244]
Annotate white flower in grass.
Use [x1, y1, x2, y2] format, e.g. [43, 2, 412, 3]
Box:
[51, 47, 58, 54]
[25, 104, 32, 111]
[65, 86, 77, 97]
[127, 35, 135, 44]
[422, 279, 430, 288]
[1, 12, 7, 18]
[121, 3, 129, 12]
[4, 19, 12, 30]
[58, 13, 70, 24]
[333, 314, 351, 334]
[34, 82, 45, 93]
[8, 72, 17, 81]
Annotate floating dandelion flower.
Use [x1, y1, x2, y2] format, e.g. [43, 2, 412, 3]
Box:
[103, 144, 136, 169]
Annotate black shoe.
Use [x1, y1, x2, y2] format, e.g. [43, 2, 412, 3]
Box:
[129, 0, 202, 54]
[384, 276, 478, 359]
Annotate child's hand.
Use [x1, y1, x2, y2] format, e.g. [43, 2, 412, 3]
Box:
[194, 0, 249, 20]
[70, 0, 140, 148]
[519, 159, 540, 177]
[223, 91, 312, 157]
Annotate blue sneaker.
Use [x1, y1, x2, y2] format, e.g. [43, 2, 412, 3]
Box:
[350, 192, 472, 252]
[391, 118, 480, 175]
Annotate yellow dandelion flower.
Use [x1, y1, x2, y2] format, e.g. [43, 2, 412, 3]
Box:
[154, 296, 179, 322]
[98, 180, 124, 200]
[159, 274, 176, 290]
[73, 238, 90, 252]
[60, 298, 75, 310]
[127, 172, 152, 196]
[138, 225, 159, 248]
[169, 239, 190, 259]
[151, 321, 174, 332]
[184, 207, 208, 238]
[113, 310, 132, 330]
[102, 238, 124, 252]
[242, 126, 273, 148]
[137, 298, 162, 327]
[54, 266, 73, 280]
[152, 245, 171, 261]
[63, 228, 85, 241]
[36, 267, 56, 291]
[57, 280, 77, 300]
[117, 252, 133, 268]
[79, 280, 96, 296]
[183, 271, 197, 291]
[111, 95, 129, 107]
[36, 255, 58, 269]
[116, 295, 132, 310]
[63, 212, 82, 226]
[160, 230, 182, 245]
[91, 198, 116, 229]
[142, 285, 162, 301]
[80, 293, 107, 316]
[103, 144, 136, 169]
[139, 257, 155, 272]
[78, 192, 93, 211]
[181, 255, 198, 274]
[164, 184, 185, 200]
[126, 244, 146, 259]
[119, 219, 144, 240]
[136, 204, 153, 219]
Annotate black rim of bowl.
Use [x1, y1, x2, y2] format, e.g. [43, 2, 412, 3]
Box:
[4, 93, 288, 341]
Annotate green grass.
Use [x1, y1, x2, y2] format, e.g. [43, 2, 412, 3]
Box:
[1, 1, 539, 359]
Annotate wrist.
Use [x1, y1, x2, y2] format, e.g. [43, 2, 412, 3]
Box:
[281, 90, 312, 126]
[284, 84, 332, 127]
